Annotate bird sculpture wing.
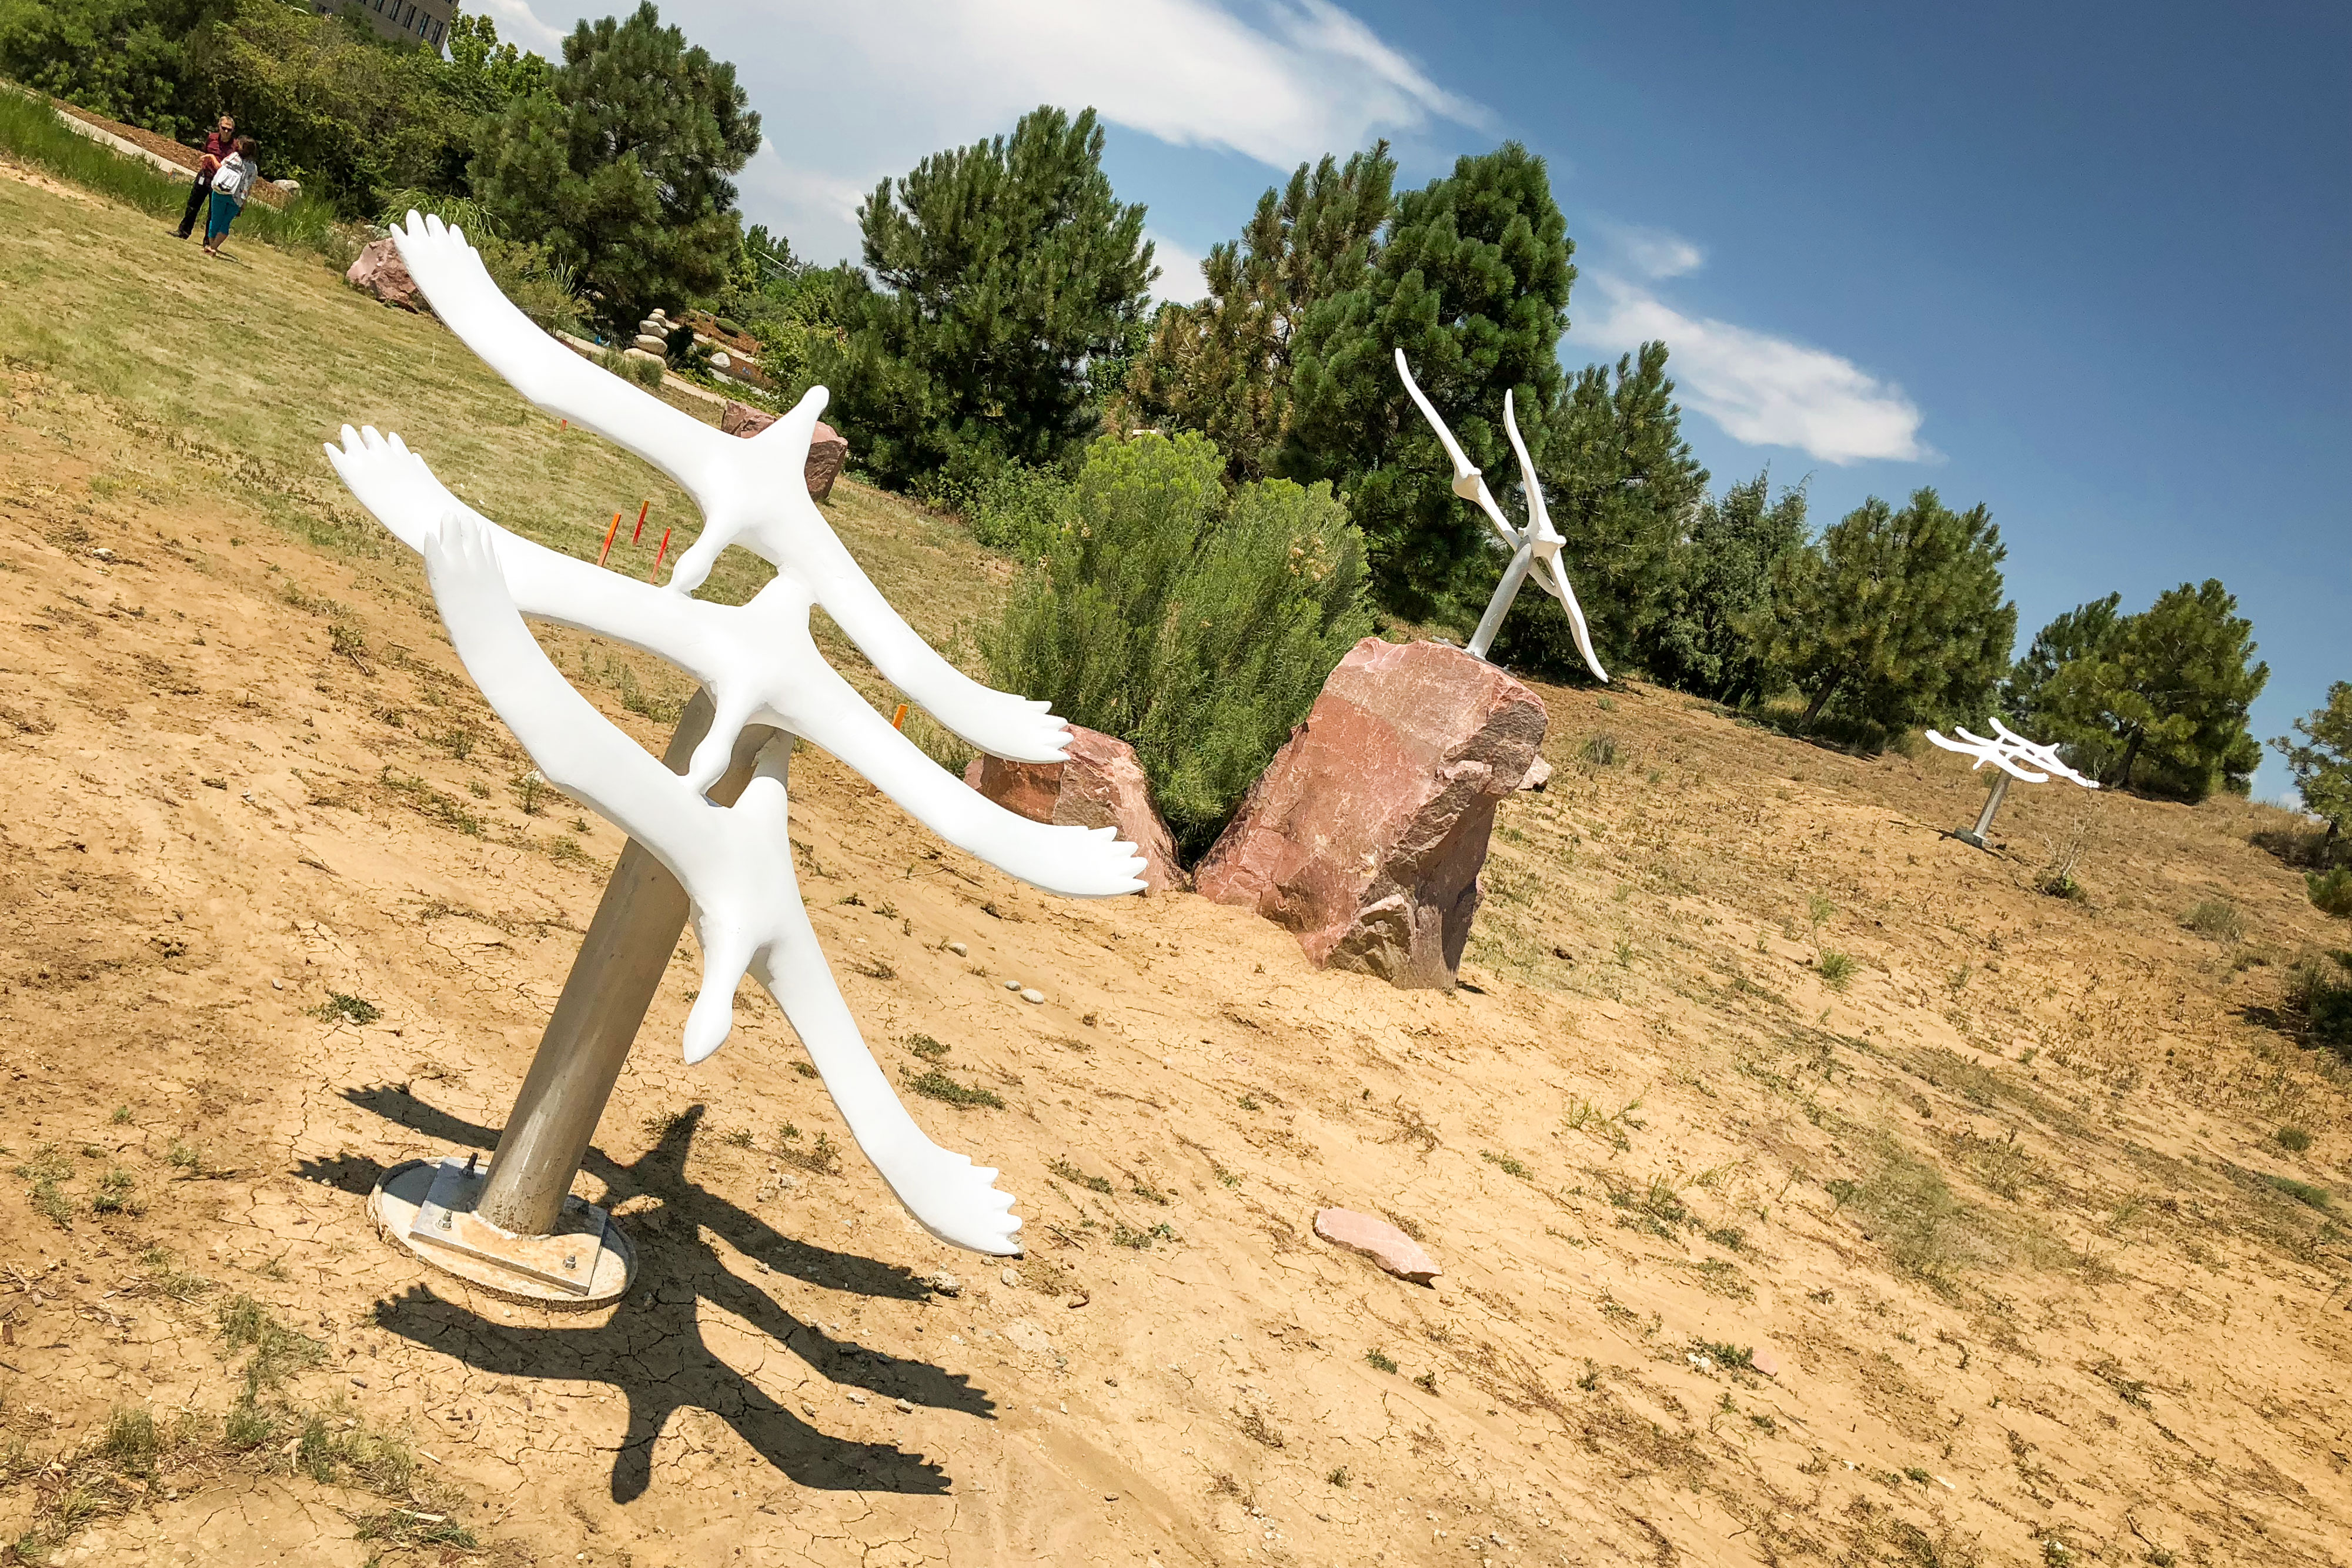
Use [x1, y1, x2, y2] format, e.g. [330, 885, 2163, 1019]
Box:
[1500, 388, 1607, 683]
[1949, 727, 2048, 781]
[417, 509, 1023, 1255]
[1396, 349, 1522, 550]
[325, 427, 1145, 898]
[1989, 717, 2099, 788]
[387, 212, 1074, 767]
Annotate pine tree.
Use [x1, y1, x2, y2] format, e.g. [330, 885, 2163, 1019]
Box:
[2028, 581, 2267, 799]
[1760, 488, 2015, 745]
[1636, 472, 1808, 705]
[1117, 143, 1395, 482]
[824, 106, 1155, 489]
[2274, 683, 2352, 853]
[472, 2, 758, 325]
[1277, 142, 1575, 620]
[1489, 342, 1709, 677]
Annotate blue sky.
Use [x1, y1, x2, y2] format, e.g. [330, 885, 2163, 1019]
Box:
[492, 0, 2349, 800]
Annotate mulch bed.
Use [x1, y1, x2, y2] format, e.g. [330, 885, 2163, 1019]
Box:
[49, 99, 291, 208]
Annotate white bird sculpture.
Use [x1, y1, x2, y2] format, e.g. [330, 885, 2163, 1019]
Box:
[1395, 349, 1607, 679]
[1925, 717, 2098, 849]
[385, 211, 1073, 772]
[412, 510, 1027, 1254]
[324, 426, 1146, 900]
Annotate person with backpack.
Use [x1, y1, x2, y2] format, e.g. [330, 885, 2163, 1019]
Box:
[201, 138, 256, 258]
[175, 114, 236, 242]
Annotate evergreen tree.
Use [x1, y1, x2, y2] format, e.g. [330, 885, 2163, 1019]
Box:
[472, 2, 758, 324]
[1760, 488, 2015, 744]
[1117, 142, 1395, 482]
[2003, 592, 2124, 732]
[824, 105, 1155, 489]
[1636, 472, 1808, 704]
[2028, 580, 2267, 799]
[1488, 342, 1709, 677]
[2274, 683, 2352, 853]
[1277, 142, 1575, 620]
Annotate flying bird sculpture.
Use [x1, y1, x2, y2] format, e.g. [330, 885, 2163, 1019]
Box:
[1925, 717, 2098, 848]
[1395, 349, 1607, 678]
[386, 212, 1074, 773]
[325, 215, 1155, 1256]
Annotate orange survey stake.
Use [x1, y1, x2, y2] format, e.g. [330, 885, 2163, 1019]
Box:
[596, 511, 621, 567]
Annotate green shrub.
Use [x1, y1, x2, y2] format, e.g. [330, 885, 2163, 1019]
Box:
[375, 188, 583, 333]
[980, 432, 1371, 858]
[2183, 899, 2246, 942]
[2284, 950, 2352, 1053]
[2308, 867, 2352, 918]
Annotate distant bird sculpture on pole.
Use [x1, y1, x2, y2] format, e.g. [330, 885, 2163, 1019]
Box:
[1395, 349, 1606, 679]
[1925, 717, 2099, 849]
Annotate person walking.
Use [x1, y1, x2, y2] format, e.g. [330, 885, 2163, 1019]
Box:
[175, 114, 236, 241]
[201, 139, 255, 258]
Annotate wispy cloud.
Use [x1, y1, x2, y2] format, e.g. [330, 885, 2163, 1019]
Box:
[1606, 222, 1705, 280]
[479, 0, 564, 51]
[1147, 232, 1210, 305]
[1581, 274, 1931, 466]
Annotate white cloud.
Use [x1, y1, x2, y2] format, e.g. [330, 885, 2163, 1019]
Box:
[525, 0, 1486, 265]
[1147, 232, 1209, 305]
[479, 0, 564, 51]
[1581, 274, 1931, 466]
[1608, 223, 1705, 280]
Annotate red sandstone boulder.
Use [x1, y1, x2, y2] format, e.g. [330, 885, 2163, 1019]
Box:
[1194, 638, 1545, 989]
[346, 238, 422, 312]
[720, 404, 850, 502]
[963, 726, 1188, 894]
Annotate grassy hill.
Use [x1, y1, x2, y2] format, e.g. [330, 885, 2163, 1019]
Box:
[1, 150, 2348, 1567]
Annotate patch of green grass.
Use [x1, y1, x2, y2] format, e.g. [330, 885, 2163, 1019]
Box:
[108, 1104, 132, 1125]
[1579, 732, 1621, 767]
[903, 1032, 951, 1059]
[1480, 1149, 1532, 1179]
[1365, 1349, 1398, 1374]
[1049, 1158, 1114, 1195]
[310, 991, 380, 1025]
[2274, 1125, 2312, 1154]
[218, 1294, 325, 1396]
[905, 1069, 1004, 1110]
[1817, 950, 1856, 989]
[1110, 1221, 1177, 1249]
[15, 1142, 74, 1228]
[2183, 899, 2246, 942]
[1826, 1141, 1993, 1287]
[1691, 1339, 1755, 1372]
[2264, 1173, 2331, 1209]
[89, 1166, 138, 1215]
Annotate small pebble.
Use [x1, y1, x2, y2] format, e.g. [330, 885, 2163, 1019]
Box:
[947, 941, 968, 957]
[845, 1392, 867, 1405]
[896, 1398, 914, 1413]
[1001, 1267, 1020, 1287]
[1021, 988, 1044, 1004]
[1004, 979, 1021, 992]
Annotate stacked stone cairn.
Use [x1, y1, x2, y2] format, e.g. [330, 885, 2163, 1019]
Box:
[623, 309, 671, 369]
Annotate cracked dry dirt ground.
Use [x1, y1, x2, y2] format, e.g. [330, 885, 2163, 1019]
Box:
[3, 169, 2351, 1567]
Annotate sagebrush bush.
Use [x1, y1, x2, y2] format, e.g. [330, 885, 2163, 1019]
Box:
[2309, 867, 2352, 919]
[980, 432, 1371, 858]
[2183, 899, 2246, 942]
[2286, 950, 2352, 1053]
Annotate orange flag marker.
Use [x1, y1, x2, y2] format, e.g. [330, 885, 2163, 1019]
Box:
[891, 702, 910, 731]
[632, 499, 650, 543]
[596, 511, 621, 567]
[647, 527, 673, 582]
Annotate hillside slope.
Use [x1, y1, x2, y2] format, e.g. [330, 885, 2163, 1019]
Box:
[2, 159, 2348, 1568]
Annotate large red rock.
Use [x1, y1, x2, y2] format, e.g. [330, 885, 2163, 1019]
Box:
[1314, 1208, 1441, 1285]
[963, 726, 1188, 894]
[345, 238, 422, 312]
[1194, 638, 1545, 989]
[720, 404, 850, 501]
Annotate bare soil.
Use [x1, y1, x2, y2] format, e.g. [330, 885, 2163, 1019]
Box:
[2, 156, 2348, 1568]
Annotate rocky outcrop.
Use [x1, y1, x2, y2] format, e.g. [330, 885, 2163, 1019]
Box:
[1194, 638, 1545, 989]
[345, 238, 422, 312]
[964, 726, 1187, 894]
[718, 404, 852, 502]
[803, 421, 849, 500]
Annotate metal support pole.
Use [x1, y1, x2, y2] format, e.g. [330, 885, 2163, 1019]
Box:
[475, 688, 779, 1234]
[1466, 541, 1536, 661]
[1956, 769, 2010, 851]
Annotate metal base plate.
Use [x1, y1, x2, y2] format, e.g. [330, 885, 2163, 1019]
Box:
[1954, 828, 1991, 851]
[369, 1156, 635, 1309]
